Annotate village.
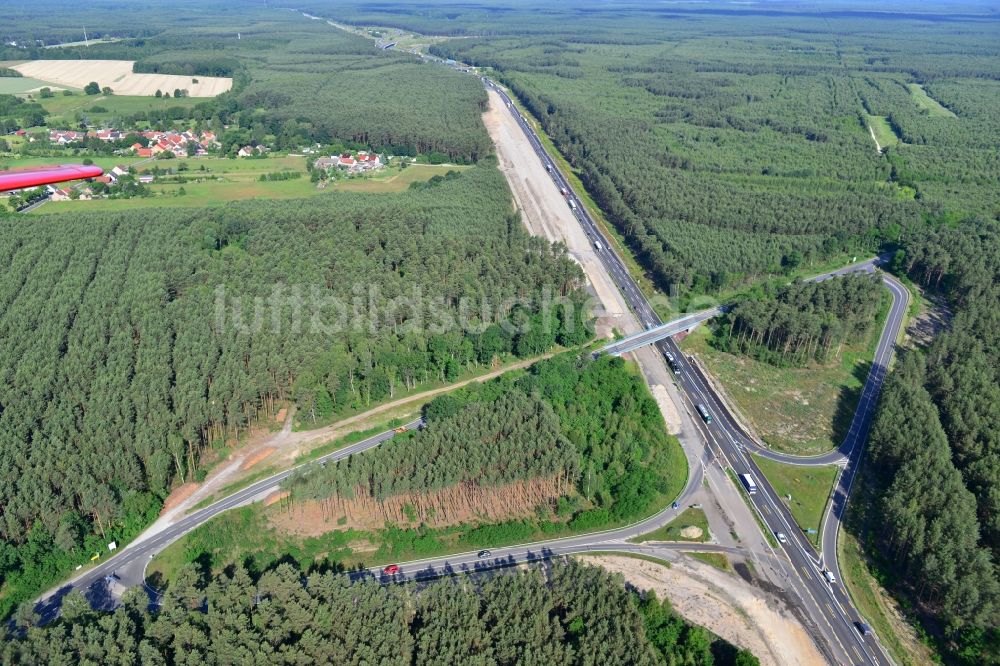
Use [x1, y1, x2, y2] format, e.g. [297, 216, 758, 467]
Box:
[2, 126, 395, 208]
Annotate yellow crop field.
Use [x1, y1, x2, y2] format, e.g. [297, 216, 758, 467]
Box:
[11, 60, 231, 97]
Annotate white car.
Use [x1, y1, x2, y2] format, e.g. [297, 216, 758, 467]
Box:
[775, 532, 788, 544]
[822, 569, 836, 584]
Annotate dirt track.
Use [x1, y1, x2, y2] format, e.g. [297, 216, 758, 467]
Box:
[11, 60, 231, 97]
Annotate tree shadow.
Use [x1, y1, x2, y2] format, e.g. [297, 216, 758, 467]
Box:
[829, 359, 872, 452]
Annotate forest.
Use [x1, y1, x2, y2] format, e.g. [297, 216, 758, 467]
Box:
[0, 5, 491, 162]
[412, 4, 997, 293]
[861, 219, 1000, 663]
[288, 390, 579, 523]
[285, 353, 685, 532]
[0, 164, 591, 618]
[716, 274, 884, 366]
[2, 559, 756, 666]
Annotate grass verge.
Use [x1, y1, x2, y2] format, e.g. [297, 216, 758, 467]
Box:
[689, 551, 731, 573]
[751, 455, 838, 548]
[577, 551, 672, 568]
[628, 507, 710, 543]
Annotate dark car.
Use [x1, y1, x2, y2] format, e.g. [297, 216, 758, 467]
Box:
[854, 621, 872, 637]
[478, 550, 492, 559]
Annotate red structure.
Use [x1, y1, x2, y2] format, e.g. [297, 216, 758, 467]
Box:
[0, 164, 104, 193]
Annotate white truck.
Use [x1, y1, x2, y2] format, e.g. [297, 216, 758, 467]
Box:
[568, 199, 577, 211]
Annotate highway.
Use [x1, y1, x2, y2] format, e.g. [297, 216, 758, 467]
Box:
[483, 77, 903, 665]
[35, 66, 903, 666]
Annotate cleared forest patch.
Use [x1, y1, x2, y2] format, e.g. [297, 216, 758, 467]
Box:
[10, 60, 231, 97]
[906, 83, 956, 118]
[681, 323, 875, 455]
[269, 476, 567, 535]
[865, 114, 900, 151]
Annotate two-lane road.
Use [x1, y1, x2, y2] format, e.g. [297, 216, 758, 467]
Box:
[35, 418, 424, 621]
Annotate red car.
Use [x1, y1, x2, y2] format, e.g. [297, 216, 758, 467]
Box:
[382, 564, 400, 575]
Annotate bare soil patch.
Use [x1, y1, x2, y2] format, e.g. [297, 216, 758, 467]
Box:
[269, 477, 563, 536]
[904, 290, 951, 349]
[160, 483, 199, 514]
[482, 89, 634, 339]
[650, 383, 682, 435]
[585, 555, 824, 666]
[680, 526, 704, 540]
[240, 446, 276, 471]
[263, 490, 289, 507]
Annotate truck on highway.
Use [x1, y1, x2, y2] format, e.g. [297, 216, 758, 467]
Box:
[739, 473, 758, 495]
[696, 403, 713, 424]
[594, 240, 603, 251]
[569, 199, 577, 210]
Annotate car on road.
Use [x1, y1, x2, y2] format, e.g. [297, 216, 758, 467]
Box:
[822, 569, 836, 584]
[394, 426, 408, 434]
[672, 501, 680, 510]
[854, 621, 872, 636]
[383, 564, 400, 575]
[478, 550, 492, 559]
[775, 532, 788, 544]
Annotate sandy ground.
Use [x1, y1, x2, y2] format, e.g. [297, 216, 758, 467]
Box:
[482, 89, 633, 340]
[11, 60, 231, 97]
[587, 555, 825, 666]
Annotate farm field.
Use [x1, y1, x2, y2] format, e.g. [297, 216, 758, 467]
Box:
[0, 76, 60, 94]
[906, 83, 956, 118]
[33, 162, 472, 212]
[0, 155, 149, 171]
[37, 92, 202, 125]
[10, 60, 231, 97]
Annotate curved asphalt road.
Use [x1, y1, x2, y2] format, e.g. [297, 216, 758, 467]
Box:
[35, 418, 423, 621]
[35, 66, 905, 666]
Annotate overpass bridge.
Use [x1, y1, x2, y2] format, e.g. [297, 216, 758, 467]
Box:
[600, 307, 723, 356]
